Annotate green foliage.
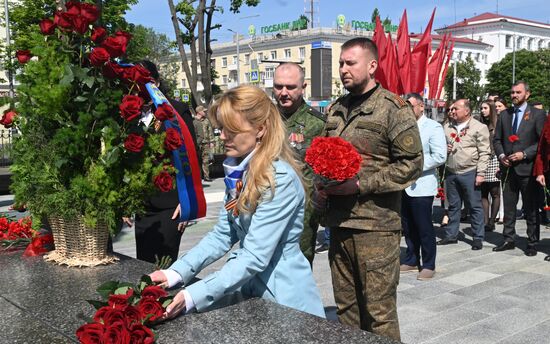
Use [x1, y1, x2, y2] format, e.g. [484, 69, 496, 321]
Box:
[486, 49, 550, 109]
[371, 8, 380, 23]
[10, 5, 167, 236]
[444, 56, 485, 110]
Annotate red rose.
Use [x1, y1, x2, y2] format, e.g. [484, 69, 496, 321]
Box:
[164, 127, 183, 151]
[129, 323, 155, 344]
[89, 47, 110, 67]
[141, 285, 168, 300]
[107, 288, 134, 309]
[76, 322, 106, 344]
[137, 298, 164, 322]
[91, 27, 107, 43]
[508, 134, 519, 143]
[80, 3, 100, 24]
[39, 18, 56, 35]
[102, 61, 124, 79]
[53, 11, 73, 31]
[0, 110, 17, 128]
[122, 65, 153, 85]
[103, 321, 131, 344]
[455, 137, 461, 143]
[115, 30, 132, 42]
[102, 35, 128, 58]
[124, 134, 145, 153]
[16, 50, 32, 64]
[71, 15, 89, 35]
[450, 132, 457, 138]
[119, 95, 144, 122]
[154, 103, 176, 121]
[123, 305, 143, 326]
[65, 1, 81, 15]
[96, 307, 126, 325]
[154, 171, 173, 192]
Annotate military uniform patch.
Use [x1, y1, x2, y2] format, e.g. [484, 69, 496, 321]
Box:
[395, 131, 422, 154]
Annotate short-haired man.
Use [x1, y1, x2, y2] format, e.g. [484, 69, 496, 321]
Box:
[400, 93, 447, 280]
[273, 62, 326, 265]
[438, 99, 490, 249]
[493, 81, 546, 255]
[315, 37, 423, 340]
[193, 105, 214, 182]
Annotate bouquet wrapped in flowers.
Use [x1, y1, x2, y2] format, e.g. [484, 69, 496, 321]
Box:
[10, 1, 204, 234]
[77, 275, 173, 343]
[0, 215, 53, 256]
[305, 137, 362, 211]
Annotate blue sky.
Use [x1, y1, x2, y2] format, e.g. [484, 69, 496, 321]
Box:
[126, 0, 550, 43]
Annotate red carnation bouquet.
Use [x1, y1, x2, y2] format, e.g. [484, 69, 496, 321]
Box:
[0, 215, 53, 256]
[305, 137, 362, 183]
[77, 275, 174, 343]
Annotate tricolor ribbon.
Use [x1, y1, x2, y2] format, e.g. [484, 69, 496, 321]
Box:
[223, 152, 254, 216]
[145, 83, 206, 221]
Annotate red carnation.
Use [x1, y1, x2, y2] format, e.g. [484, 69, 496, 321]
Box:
[129, 323, 155, 344]
[305, 137, 362, 181]
[124, 134, 145, 153]
[508, 134, 519, 143]
[39, 18, 56, 35]
[122, 65, 153, 85]
[455, 137, 461, 143]
[15, 50, 32, 64]
[154, 171, 173, 192]
[450, 132, 457, 138]
[0, 110, 17, 128]
[89, 47, 110, 67]
[137, 298, 164, 322]
[119, 95, 144, 122]
[164, 127, 183, 151]
[91, 26, 107, 43]
[53, 11, 73, 31]
[102, 35, 128, 58]
[141, 285, 168, 300]
[154, 103, 176, 121]
[80, 3, 100, 24]
[76, 322, 106, 344]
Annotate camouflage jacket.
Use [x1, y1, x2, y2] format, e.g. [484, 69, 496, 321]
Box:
[193, 118, 214, 147]
[283, 101, 326, 162]
[322, 86, 423, 231]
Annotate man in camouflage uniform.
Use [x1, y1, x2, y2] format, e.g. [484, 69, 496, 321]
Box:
[273, 62, 326, 266]
[314, 38, 422, 340]
[193, 105, 214, 182]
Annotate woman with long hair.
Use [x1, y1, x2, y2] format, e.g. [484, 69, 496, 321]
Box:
[479, 100, 501, 232]
[149, 85, 325, 318]
[494, 97, 508, 115]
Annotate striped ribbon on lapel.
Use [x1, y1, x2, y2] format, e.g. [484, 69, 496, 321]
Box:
[223, 151, 255, 216]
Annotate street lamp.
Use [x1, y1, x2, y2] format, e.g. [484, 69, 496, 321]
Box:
[227, 28, 240, 86]
[453, 59, 457, 100]
[512, 33, 516, 83]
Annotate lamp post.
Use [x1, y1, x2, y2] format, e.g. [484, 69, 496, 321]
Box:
[227, 28, 240, 86]
[512, 33, 516, 83]
[453, 59, 457, 100]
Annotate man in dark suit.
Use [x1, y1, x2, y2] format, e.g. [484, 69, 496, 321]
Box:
[492, 81, 546, 256]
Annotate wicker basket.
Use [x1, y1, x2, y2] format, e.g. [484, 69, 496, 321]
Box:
[44, 216, 117, 267]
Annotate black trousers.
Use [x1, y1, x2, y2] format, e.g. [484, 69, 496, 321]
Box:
[502, 169, 540, 243]
[135, 208, 182, 263]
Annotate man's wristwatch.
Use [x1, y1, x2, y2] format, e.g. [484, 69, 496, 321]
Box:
[522, 151, 527, 160]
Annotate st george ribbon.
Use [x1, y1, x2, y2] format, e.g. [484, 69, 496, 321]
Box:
[145, 83, 206, 221]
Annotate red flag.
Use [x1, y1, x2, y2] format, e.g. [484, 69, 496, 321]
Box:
[373, 16, 388, 88]
[385, 33, 402, 94]
[428, 33, 448, 99]
[396, 9, 412, 93]
[410, 8, 436, 94]
[437, 38, 455, 99]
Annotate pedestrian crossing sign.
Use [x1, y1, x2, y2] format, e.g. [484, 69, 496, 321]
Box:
[250, 69, 260, 83]
[182, 93, 190, 102]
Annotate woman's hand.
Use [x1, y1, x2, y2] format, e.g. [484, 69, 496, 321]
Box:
[171, 204, 188, 233]
[149, 270, 169, 288]
[536, 174, 546, 187]
[160, 290, 187, 321]
[122, 217, 133, 227]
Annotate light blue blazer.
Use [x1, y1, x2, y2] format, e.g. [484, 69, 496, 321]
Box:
[406, 115, 447, 197]
[170, 159, 326, 318]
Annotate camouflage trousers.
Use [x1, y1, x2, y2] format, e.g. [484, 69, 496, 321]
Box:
[299, 199, 321, 266]
[329, 228, 401, 341]
[200, 146, 211, 179]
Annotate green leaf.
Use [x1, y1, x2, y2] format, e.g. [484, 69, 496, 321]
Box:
[114, 286, 131, 295]
[86, 299, 108, 310]
[84, 76, 95, 88]
[96, 280, 120, 299]
[59, 65, 74, 86]
[54, 158, 68, 168]
[74, 96, 88, 102]
[140, 274, 153, 285]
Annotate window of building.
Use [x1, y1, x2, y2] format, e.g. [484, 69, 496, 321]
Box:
[467, 52, 472, 59]
[181, 79, 187, 88]
[516, 36, 522, 49]
[505, 35, 512, 48]
[265, 66, 275, 79]
[222, 75, 228, 84]
[528, 38, 534, 50]
[232, 55, 238, 64]
[222, 57, 227, 67]
[270, 50, 277, 60]
[210, 59, 216, 68]
[285, 49, 291, 59]
[458, 51, 463, 60]
[245, 72, 250, 82]
[299, 47, 305, 59]
[244, 54, 250, 65]
[258, 52, 264, 61]
[538, 40, 543, 49]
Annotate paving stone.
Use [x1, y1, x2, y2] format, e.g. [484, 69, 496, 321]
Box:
[476, 255, 546, 275]
[450, 271, 543, 299]
[440, 270, 501, 287]
[399, 280, 462, 302]
[399, 292, 470, 314]
[498, 319, 550, 344]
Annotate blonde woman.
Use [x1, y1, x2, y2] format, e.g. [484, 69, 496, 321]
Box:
[150, 85, 325, 318]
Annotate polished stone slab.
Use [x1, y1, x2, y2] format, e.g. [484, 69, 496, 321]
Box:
[0, 250, 399, 343]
